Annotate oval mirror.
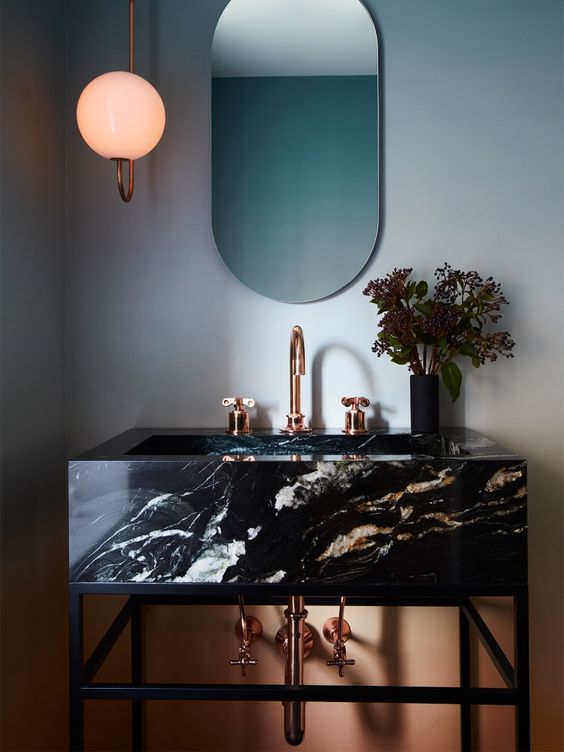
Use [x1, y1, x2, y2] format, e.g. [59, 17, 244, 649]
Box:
[211, 0, 379, 303]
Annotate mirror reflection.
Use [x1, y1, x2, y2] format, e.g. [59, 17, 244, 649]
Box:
[212, 0, 379, 303]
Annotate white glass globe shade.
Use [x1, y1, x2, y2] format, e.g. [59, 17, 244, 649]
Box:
[76, 71, 166, 160]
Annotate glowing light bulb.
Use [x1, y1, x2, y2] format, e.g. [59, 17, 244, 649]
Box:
[76, 71, 165, 160]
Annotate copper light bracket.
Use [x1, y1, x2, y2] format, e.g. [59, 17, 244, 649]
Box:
[113, 158, 134, 203]
[114, 0, 135, 203]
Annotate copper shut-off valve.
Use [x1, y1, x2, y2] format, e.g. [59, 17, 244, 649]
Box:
[229, 597, 263, 677]
[323, 596, 356, 677]
[341, 396, 370, 434]
[222, 397, 255, 435]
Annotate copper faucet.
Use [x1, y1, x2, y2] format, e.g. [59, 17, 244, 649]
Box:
[281, 325, 312, 433]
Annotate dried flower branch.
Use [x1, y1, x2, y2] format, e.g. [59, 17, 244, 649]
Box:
[363, 263, 515, 400]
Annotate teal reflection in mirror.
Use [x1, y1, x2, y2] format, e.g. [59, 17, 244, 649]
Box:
[212, 0, 379, 303]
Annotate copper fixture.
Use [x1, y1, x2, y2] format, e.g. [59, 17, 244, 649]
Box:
[341, 396, 370, 434]
[281, 326, 312, 433]
[112, 0, 136, 202]
[229, 597, 262, 677]
[282, 596, 308, 745]
[323, 596, 356, 677]
[76, 0, 165, 203]
[222, 396, 255, 434]
[275, 623, 314, 659]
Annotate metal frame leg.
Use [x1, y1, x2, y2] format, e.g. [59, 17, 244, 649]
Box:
[69, 588, 84, 752]
[131, 598, 143, 751]
[514, 588, 530, 751]
[459, 607, 472, 752]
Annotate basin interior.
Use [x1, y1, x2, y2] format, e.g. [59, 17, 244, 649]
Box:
[126, 432, 463, 457]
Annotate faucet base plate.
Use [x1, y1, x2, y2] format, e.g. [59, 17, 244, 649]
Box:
[281, 414, 312, 434]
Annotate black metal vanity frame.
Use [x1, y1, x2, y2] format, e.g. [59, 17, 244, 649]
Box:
[68, 581, 530, 752]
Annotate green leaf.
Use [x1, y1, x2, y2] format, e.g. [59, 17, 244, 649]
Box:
[391, 354, 410, 365]
[383, 334, 402, 348]
[414, 302, 433, 317]
[415, 280, 429, 298]
[406, 281, 417, 300]
[438, 335, 448, 352]
[441, 362, 462, 402]
[472, 357, 480, 368]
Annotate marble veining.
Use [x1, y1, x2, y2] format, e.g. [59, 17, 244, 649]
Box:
[69, 429, 527, 586]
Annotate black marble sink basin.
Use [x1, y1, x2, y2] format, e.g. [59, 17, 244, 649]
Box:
[125, 431, 464, 458]
[69, 428, 526, 587]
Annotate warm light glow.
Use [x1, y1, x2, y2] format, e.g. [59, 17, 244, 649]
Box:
[76, 71, 166, 160]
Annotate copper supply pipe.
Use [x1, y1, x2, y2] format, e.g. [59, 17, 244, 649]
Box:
[283, 596, 307, 745]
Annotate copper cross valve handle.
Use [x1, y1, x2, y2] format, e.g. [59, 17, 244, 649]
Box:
[230, 643, 258, 678]
[323, 596, 356, 678]
[222, 396, 255, 435]
[341, 396, 370, 434]
[229, 597, 262, 677]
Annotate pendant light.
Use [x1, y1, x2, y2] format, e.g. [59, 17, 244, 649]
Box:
[76, 0, 166, 202]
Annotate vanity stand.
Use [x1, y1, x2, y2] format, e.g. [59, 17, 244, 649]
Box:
[69, 583, 529, 751]
[68, 428, 529, 751]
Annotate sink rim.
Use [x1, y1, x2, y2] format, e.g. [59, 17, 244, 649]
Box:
[123, 430, 458, 460]
[71, 427, 522, 463]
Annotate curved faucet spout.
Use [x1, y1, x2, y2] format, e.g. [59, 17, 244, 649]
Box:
[290, 325, 306, 376]
[282, 325, 312, 433]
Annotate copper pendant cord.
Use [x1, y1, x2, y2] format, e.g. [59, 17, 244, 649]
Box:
[129, 0, 134, 74]
[116, 0, 135, 202]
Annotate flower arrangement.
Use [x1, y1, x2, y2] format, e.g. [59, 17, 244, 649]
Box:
[363, 264, 515, 401]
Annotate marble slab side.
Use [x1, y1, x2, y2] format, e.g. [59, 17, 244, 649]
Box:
[69, 454, 527, 585]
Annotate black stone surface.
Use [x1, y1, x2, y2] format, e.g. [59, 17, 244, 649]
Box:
[68, 428, 527, 586]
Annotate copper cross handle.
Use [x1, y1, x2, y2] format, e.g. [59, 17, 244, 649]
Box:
[341, 397, 370, 434]
[229, 644, 258, 678]
[222, 397, 255, 434]
[323, 597, 356, 678]
[341, 397, 370, 408]
[327, 644, 356, 678]
[229, 597, 262, 677]
[222, 397, 255, 409]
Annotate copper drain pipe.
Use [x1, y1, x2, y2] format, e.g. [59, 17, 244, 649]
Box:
[283, 595, 308, 745]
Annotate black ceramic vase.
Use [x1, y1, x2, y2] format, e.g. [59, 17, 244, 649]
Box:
[410, 374, 439, 434]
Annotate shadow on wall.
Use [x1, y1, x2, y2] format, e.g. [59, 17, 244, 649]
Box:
[311, 344, 390, 430]
[356, 607, 402, 740]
